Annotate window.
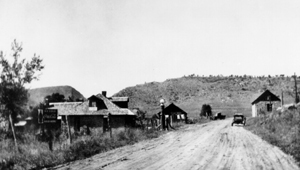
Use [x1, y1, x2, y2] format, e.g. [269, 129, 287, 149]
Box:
[92, 102, 96, 107]
[267, 103, 272, 112]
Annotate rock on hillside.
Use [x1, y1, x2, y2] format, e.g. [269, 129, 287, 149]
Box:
[113, 75, 296, 118]
[28, 86, 85, 107]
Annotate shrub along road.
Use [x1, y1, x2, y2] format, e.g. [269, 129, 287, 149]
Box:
[53, 119, 299, 170]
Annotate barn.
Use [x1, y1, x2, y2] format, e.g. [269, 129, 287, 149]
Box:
[251, 90, 281, 117]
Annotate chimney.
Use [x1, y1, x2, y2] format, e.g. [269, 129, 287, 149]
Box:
[102, 91, 107, 97]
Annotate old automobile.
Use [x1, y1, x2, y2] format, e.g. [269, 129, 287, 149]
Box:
[232, 113, 246, 126]
[213, 112, 226, 120]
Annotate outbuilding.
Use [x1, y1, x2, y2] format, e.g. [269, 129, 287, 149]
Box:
[251, 90, 281, 117]
[155, 103, 188, 127]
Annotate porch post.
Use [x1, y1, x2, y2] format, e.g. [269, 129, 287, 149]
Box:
[66, 115, 72, 144]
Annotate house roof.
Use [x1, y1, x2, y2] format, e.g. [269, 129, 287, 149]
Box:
[145, 103, 187, 118]
[145, 103, 188, 118]
[109, 108, 136, 116]
[94, 94, 120, 110]
[50, 94, 135, 116]
[251, 90, 281, 105]
[163, 103, 188, 115]
[50, 102, 109, 116]
[109, 97, 129, 102]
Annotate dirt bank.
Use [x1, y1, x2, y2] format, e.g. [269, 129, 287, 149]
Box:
[53, 119, 299, 170]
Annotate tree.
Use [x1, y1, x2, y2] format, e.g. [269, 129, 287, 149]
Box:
[200, 104, 212, 118]
[0, 40, 44, 148]
[45, 93, 65, 103]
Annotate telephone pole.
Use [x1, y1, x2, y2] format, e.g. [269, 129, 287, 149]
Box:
[293, 73, 299, 103]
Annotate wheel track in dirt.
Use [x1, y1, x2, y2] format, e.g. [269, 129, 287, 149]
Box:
[53, 119, 299, 170]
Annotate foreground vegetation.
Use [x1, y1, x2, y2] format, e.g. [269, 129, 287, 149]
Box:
[0, 128, 161, 170]
[245, 108, 300, 165]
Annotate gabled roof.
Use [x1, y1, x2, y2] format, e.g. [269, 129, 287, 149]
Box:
[146, 103, 188, 118]
[50, 94, 135, 116]
[163, 103, 188, 115]
[251, 90, 281, 105]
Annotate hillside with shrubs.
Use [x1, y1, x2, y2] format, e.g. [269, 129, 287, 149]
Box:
[114, 74, 298, 117]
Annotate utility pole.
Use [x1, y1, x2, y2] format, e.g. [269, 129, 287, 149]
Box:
[160, 99, 165, 131]
[281, 90, 284, 107]
[293, 73, 299, 104]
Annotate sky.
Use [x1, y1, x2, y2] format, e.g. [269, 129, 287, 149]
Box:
[0, 0, 300, 97]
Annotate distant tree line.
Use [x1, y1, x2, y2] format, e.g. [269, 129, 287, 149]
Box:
[183, 74, 296, 80]
[45, 93, 84, 103]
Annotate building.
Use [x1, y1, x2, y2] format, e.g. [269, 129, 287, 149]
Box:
[145, 103, 188, 129]
[49, 93, 136, 132]
[161, 103, 188, 125]
[251, 90, 281, 117]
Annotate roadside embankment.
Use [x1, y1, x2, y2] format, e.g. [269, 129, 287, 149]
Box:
[245, 110, 300, 166]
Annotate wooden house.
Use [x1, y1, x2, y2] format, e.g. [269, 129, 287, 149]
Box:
[145, 103, 188, 129]
[251, 90, 281, 117]
[49, 93, 136, 132]
[162, 103, 188, 125]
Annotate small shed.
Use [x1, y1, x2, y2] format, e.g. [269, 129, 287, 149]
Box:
[156, 103, 188, 126]
[164, 103, 188, 123]
[251, 90, 281, 117]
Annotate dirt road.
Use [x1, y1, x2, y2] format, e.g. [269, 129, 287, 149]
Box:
[54, 119, 299, 170]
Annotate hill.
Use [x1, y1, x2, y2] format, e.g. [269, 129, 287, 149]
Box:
[113, 75, 297, 118]
[28, 85, 85, 107]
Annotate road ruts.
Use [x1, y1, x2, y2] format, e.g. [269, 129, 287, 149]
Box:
[53, 119, 299, 170]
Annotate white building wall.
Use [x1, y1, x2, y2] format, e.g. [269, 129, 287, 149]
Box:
[252, 104, 257, 117]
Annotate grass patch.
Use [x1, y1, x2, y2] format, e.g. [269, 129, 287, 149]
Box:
[245, 109, 300, 165]
[0, 128, 161, 170]
[0, 118, 208, 169]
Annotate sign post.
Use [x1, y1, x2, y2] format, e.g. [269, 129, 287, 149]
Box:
[38, 109, 44, 124]
[43, 109, 57, 123]
[38, 106, 58, 150]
